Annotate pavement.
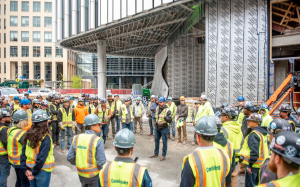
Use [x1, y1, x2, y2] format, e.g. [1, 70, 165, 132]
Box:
[8, 117, 245, 187]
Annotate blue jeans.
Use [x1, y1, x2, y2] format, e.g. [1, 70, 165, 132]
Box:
[60, 127, 73, 150]
[29, 170, 51, 187]
[115, 117, 120, 132]
[122, 123, 133, 132]
[154, 127, 168, 156]
[14, 167, 30, 187]
[0, 159, 11, 187]
[244, 165, 259, 187]
[168, 121, 176, 135]
[148, 117, 153, 134]
[101, 123, 108, 144]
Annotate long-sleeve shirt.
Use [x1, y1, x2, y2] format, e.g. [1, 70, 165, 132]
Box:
[176, 104, 188, 119]
[156, 105, 172, 126]
[119, 105, 133, 124]
[0, 123, 9, 163]
[133, 102, 144, 118]
[57, 106, 75, 123]
[150, 102, 158, 118]
[20, 135, 51, 176]
[67, 130, 106, 170]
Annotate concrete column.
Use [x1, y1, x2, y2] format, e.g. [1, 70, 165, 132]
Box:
[57, 0, 62, 40]
[119, 76, 122, 89]
[64, 0, 70, 38]
[53, 0, 57, 43]
[72, 0, 77, 35]
[80, 0, 86, 32]
[144, 76, 147, 85]
[97, 40, 106, 98]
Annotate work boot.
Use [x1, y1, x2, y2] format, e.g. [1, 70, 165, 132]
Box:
[167, 133, 170, 139]
[191, 142, 196, 146]
[160, 156, 165, 161]
[177, 140, 181, 143]
[147, 133, 153, 136]
[150, 136, 155, 141]
[149, 154, 158, 158]
[183, 141, 186, 145]
[172, 135, 175, 141]
[61, 149, 66, 154]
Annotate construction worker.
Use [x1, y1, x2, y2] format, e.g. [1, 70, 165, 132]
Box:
[60, 96, 64, 106]
[113, 94, 122, 133]
[258, 103, 273, 129]
[1, 100, 10, 110]
[146, 95, 156, 137]
[74, 97, 89, 135]
[98, 128, 152, 187]
[24, 92, 32, 104]
[7, 110, 30, 187]
[20, 110, 55, 187]
[176, 96, 188, 144]
[50, 95, 61, 147]
[81, 93, 88, 107]
[11, 96, 21, 113]
[133, 97, 144, 135]
[94, 99, 111, 147]
[240, 113, 268, 187]
[258, 119, 293, 184]
[237, 96, 245, 126]
[119, 97, 134, 132]
[67, 114, 106, 187]
[278, 104, 297, 131]
[70, 96, 76, 109]
[31, 99, 40, 113]
[0, 108, 12, 187]
[88, 96, 96, 114]
[20, 99, 33, 131]
[195, 95, 215, 122]
[242, 101, 255, 137]
[191, 100, 201, 146]
[220, 106, 243, 187]
[149, 97, 172, 161]
[57, 98, 74, 153]
[106, 93, 117, 139]
[180, 116, 230, 187]
[166, 96, 177, 141]
[39, 100, 52, 127]
[221, 103, 229, 110]
[36, 94, 43, 103]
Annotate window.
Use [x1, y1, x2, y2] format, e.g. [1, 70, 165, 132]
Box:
[33, 31, 40, 42]
[4, 62, 6, 73]
[22, 46, 29, 57]
[10, 16, 17, 26]
[4, 19, 6, 29]
[4, 48, 6, 58]
[4, 33, 6, 43]
[55, 47, 63, 57]
[33, 46, 40, 57]
[10, 31, 17, 41]
[44, 32, 51, 42]
[34, 62, 40, 79]
[10, 46, 17, 57]
[21, 31, 29, 42]
[10, 1, 18, 11]
[44, 47, 52, 57]
[22, 1, 29, 12]
[45, 62, 52, 81]
[4, 5, 6, 15]
[33, 2, 40, 12]
[21, 16, 29, 27]
[23, 62, 29, 78]
[44, 2, 52, 12]
[44, 17, 51, 27]
[33, 17, 40, 27]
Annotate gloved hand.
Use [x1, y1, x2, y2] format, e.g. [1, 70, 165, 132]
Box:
[72, 126, 75, 131]
[59, 122, 65, 130]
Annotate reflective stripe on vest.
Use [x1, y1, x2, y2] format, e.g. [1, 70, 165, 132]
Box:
[97, 107, 109, 124]
[8, 128, 25, 165]
[226, 141, 232, 162]
[51, 104, 57, 120]
[0, 126, 8, 155]
[61, 107, 73, 127]
[90, 104, 96, 114]
[222, 127, 241, 154]
[155, 107, 170, 125]
[121, 105, 134, 123]
[13, 102, 21, 111]
[134, 103, 143, 116]
[103, 161, 143, 187]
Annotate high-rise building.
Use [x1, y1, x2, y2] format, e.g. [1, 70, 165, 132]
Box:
[0, 0, 76, 88]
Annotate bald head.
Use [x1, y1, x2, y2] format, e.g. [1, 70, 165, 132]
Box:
[2, 100, 8, 107]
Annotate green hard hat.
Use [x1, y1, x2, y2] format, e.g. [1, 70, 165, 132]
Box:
[83, 114, 101, 126]
[113, 128, 136, 148]
[31, 109, 50, 123]
[136, 97, 141, 101]
[194, 116, 218, 136]
[12, 110, 29, 122]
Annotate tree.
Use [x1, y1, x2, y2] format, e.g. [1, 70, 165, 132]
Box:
[72, 75, 82, 88]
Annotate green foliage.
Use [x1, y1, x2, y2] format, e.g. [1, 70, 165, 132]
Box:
[91, 85, 95, 88]
[71, 75, 82, 88]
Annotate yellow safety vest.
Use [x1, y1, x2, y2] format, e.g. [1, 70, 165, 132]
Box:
[240, 130, 268, 168]
[0, 126, 8, 155]
[133, 103, 143, 117]
[121, 105, 134, 123]
[25, 134, 55, 172]
[50, 103, 58, 121]
[237, 109, 244, 126]
[256, 172, 300, 187]
[7, 127, 26, 165]
[115, 100, 122, 116]
[213, 140, 234, 164]
[90, 104, 96, 114]
[155, 107, 170, 125]
[60, 107, 73, 127]
[167, 102, 177, 121]
[108, 101, 115, 112]
[187, 106, 192, 122]
[97, 106, 110, 124]
[195, 102, 214, 122]
[99, 160, 147, 187]
[72, 134, 101, 178]
[13, 102, 21, 111]
[182, 148, 230, 187]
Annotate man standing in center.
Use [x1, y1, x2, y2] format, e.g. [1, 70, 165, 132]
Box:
[73, 97, 89, 135]
[149, 97, 172, 161]
[113, 94, 122, 133]
[176, 96, 188, 144]
[133, 97, 144, 135]
[106, 93, 116, 139]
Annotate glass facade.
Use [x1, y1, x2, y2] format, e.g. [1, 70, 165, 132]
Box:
[34, 62, 40, 79]
[23, 62, 29, 79]
[45, 62, 52, 81]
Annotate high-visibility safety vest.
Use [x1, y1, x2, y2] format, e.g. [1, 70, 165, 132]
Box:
[72, 134, 101, 178]
[13, 102, 21, 112]
[108, 101, 116, 113]
[155, 107, 170, 125]
[256, 172, 300, 187]
[7, 127, 26, 165]
[167, 102, 177, 121]
[287, 120, 296, 132]
[221, 121, 244, 162]
[187, 106, 193, 123]
[213, 140, 234, 164]
[0, 126, 8, 155]
[115, 100, 122, 116]
[195, 102, 214, 122]
[97, 106, 110, 124]
[90, 104, 96, 114]
[50, 103, 58, 121]
[147, 102, 152, 116]
[59, 107, 73, 127]
[133, 103, 143, 117]
[25, 134, 55, 172]
[121, 104, 134, 123]
[240, 130, 268, 168]
[237, 108, 244, 126]
[99, 160, 147, 187]
[27, 109, 32, 117]
[182, 148, 230, 187]
[24, 109, 33, 131]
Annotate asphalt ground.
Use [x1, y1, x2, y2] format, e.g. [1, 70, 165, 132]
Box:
[8, 118, 245, 187]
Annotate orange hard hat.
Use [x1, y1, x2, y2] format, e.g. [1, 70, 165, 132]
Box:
[180, 96, 185, 101]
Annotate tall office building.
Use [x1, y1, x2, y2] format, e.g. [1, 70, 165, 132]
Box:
[0, 0, 76, 88]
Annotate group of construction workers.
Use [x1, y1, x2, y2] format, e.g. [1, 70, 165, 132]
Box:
[0, 91, 300, 187]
